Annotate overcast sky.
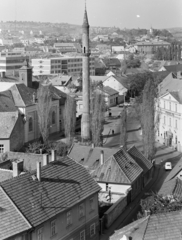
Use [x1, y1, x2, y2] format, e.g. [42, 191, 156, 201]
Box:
[1, 0, 182, 29]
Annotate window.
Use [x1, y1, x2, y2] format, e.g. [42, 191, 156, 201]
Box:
[0, 144, 4, 153]
[37, 228, 43, 240]
[52, 111, 56, 125]
[164, 101, 166, 109]
[90, 223, 96, 237]
[89, 198, 94, 212]
[175, 119, 178, 129]
[51, 220, 56, 236]
[169, 117, 171, 126]
[163, 116, 166, 125]
[175, 104, 177, 112]
[80, 230, 85, 240]
[29, 117, 33, 132]
[66, 211, 72, 226]
[79, 203, 85, 218]
[169, 102, 171, 111]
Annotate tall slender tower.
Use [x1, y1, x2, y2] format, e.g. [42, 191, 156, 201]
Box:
[81, 5, 91, 141]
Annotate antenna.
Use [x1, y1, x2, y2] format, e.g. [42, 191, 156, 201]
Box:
[85, 0, 87, 11]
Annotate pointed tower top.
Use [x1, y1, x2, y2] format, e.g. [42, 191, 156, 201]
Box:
[82, 0, 89, 28]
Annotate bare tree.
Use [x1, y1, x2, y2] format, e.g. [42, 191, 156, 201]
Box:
[120, 106, 127, 149]
[37, 82, 52, 143]
[63, 95, 76, 143]
[90, 91, 105, 146]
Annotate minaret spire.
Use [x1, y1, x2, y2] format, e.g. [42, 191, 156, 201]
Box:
[81, 2, 90, 141]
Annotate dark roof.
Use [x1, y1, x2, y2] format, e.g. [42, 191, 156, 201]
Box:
[0, 112, 19, 138]
[164, 64, 182, 73]
[0, 156, 101, 227]
[103, 86, 119, 96]
[111, 210, 182, 240]
[92, 148, 143, 184]
[0, 186, 31, 239]
[68, 143, 119, 169]
[0, 90, 17, 112]
[101, 58, 121, 68]
[10, 84, 36, 107]
[127, 146, 153, 174]
[159, 178, 182, 199]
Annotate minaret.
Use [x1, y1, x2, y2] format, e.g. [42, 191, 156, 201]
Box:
[81, 4, 91, 141]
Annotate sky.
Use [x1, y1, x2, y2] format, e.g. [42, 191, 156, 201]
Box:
[0, 0, 182, 29]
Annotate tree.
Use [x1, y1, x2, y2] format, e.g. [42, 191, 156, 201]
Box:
[37, 82, 52, 143]
[63, 95, 76, 143]
[119, 106, 127, 149]
[137, 192, 182, 219]
[129, 72, 161, 160]
[90, 90, 105, 146]
[141, 78, 157, 160]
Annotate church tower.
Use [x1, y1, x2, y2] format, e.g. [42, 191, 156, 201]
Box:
[81, 5, 91, 141]
[19, 59, 33, 88]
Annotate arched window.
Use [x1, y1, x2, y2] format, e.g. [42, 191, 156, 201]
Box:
[52, 111, 56, 125]
[29, 117, 33, 132]
[84, 47, 86, 53]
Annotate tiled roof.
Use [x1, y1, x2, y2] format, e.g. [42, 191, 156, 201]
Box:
[0, 186, 31, 239]
[68, 144, 119, 169]
[0, 156, 101, 227]
[101, 58, 121, 68]
[158, 73, 182, 97]
[0, 111, 19, 138]
[159, 178, 182, 199]
[0, 90, 17, 112]
[0, 169, 13, 182]
[110, 217, 149, 240]
[164, 64, 182, 73]
[91, 148, 143, 184]
[127, 146, 153, 174]
[103, 86, 119, 96]
[50, 75, 72, 86]
[144, 211, 182, 240]
[111, 210, 182, 240]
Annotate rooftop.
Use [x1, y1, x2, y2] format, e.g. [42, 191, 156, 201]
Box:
[0, 111, 19, 138]
[0, 156, 101, 227]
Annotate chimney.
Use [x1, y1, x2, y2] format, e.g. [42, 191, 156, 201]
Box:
[12, 159, 24, 177]
[36, 162, 41, 181]
[100, 150, 104, 165]
[43, 154, 49, 166]
[51, 149, 57, 162]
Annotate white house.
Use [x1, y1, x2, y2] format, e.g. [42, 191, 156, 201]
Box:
[156, 73, 182, 152]
[103, 75, 128, 103]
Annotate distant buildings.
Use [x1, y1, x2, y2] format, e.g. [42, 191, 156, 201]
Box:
[31, 56, 95, 76]
[53, 42, 81, 53]
[135, 40, 170, 55]
[0, 52, 29, 77]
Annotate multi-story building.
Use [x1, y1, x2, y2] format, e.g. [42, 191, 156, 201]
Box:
[31, 56, 95, 76]
[157, 73, 182, 152]
[135, 40, 170, 54]
[0, 52, 29, 76]
[0, 155, 101, 240]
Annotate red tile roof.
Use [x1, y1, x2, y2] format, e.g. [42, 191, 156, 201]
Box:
[0, 156, 101, 227]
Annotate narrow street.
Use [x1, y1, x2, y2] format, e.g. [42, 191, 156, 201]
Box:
[100, 106, 182, 240]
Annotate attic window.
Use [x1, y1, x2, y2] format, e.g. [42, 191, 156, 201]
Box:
[129, 161, 134, 165]
[81, 158, 84, 162]
[125, 165, 128, 169]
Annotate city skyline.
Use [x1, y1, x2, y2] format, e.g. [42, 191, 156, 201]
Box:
[0, 0, 181, 29]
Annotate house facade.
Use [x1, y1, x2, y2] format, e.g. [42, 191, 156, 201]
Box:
[157, 92, 182, 151]
[0, 156, 101, 239]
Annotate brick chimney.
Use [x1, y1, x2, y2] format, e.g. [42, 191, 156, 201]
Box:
[43, 154, 49, 166]
[36, 162, 41, 181]
[51, 150, 57, 162]
[100, 150, 104, 165]
[12, 159, 24, 177]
